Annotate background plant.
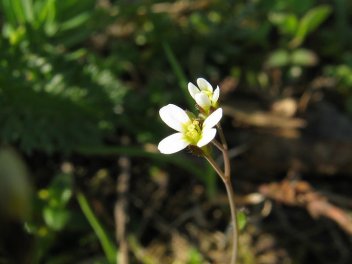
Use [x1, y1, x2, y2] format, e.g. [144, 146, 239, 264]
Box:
[1, 0, 352, 263]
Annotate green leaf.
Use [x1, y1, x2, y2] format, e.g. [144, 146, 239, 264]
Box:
[237, 211, 247, 230]
[187, 247, 205, 264]
[60, 12, 91, 31]
[36, 0, 56, 29]
[21, 0, 34, 23]
[43, 207, 70, 231]
[290, 5, 332, 48]
[290, 48, 318, 66]
[269, 12, 298, 36]
[1, 0, 17, 25]
[266, 49, 290, 68]
[48, 173, 73, 207]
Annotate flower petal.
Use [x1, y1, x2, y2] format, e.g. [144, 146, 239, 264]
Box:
[195, 93, 211, 110]
[188, 82, 199, 99]
[159, 104, 190, 131]
[212, 86, 220, 103]
[158, 133, 189, 154]
[197, 78, 213, 92]
[197, 128, 216, 147]
[203, 108, 222, 129]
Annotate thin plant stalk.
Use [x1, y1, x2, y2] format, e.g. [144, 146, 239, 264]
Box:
[204, 127, 239, 264]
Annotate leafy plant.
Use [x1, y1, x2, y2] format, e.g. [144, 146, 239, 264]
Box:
[0, 1, 126, 153]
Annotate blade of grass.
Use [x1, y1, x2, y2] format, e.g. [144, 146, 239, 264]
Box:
[76, 191, 117, 264]
[162, 41, 194, 110]
[128, 235, 158, 264]
[21, 0, 34, 23]
[1, 0, 18, 25]
[204, 160, 217, 198]
[11, 0, 26, 24]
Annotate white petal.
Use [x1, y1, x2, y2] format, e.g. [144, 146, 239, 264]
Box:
[188, 82, 199, 99]
[159, 104, 190, 132]
[197, 78, 213, 92]
[212, 86, 220, 103]
[203, 108, 222, 129]
[158, 133, 189, 154]
[195, 93, 211, 109]
[197, 128, 216, 147]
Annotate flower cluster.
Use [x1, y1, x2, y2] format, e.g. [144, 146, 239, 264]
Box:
[188, 78, 220, 114]
[158, 78, 222, 154]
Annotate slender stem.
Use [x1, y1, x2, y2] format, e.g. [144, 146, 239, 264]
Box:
[216, 124, 228, 150]
[204, 151, 238, 264]
[212, 140, 231, 181]
[212, 139, 223, 151]
[204, 154, 225, 182]
[223, 177, 239, 264]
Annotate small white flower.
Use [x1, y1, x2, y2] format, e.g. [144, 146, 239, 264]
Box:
[158, 104, 222, 154]
[188, 78, 220, 113]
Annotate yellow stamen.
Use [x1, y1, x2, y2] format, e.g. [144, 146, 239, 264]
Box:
[184, 120, 202, 144]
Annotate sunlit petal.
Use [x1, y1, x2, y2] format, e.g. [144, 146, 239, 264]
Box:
[203, 108, 222, 129]
[197, 128, 216, 147]
[197, 78, 213, 92]
[213, 86, 220, 103]
[195, 93, 211, 109]
[159, 104, 190, 131]
[188, 82, 199, 99]
[158, 133, 189, 154]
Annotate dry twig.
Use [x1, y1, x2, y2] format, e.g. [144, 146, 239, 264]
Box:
[259, 179, 352, 235]
[115, 136, 131, 264]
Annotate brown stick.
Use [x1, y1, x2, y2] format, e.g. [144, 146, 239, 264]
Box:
[115, 136, 131, 264]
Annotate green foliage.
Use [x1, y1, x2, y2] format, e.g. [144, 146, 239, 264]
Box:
[269, 4, 333, 48]
[1, 0, 99, 46]
[325, 62, 352, 113]
[1, 0, 352, 262]
[41, 173, 73, 231]
[237, 211, 247, 231]
[266, 48, 318, 68]
[0, 0, 125, 153]
[24, 173, 74, 262]
[0, 49, 121, 153]
[266, 4, 332, 82]
[186, 247, 205, 264]
[290, 5, 332, 48]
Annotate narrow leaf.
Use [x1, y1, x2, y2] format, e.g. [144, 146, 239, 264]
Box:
[162, 42, 195, 110]
[21, 0, 34, 23]
[77, 192, 117, 264]
[290, 5, 332, 48]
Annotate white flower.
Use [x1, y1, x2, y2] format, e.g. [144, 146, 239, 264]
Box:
[188, 78, 220, 113]
[158, 104, 223, 154]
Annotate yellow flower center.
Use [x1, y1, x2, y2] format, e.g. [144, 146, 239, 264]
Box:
[184, 120, 202, 145]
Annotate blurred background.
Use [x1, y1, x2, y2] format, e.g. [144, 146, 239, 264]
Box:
[1, 0, 352, 263]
